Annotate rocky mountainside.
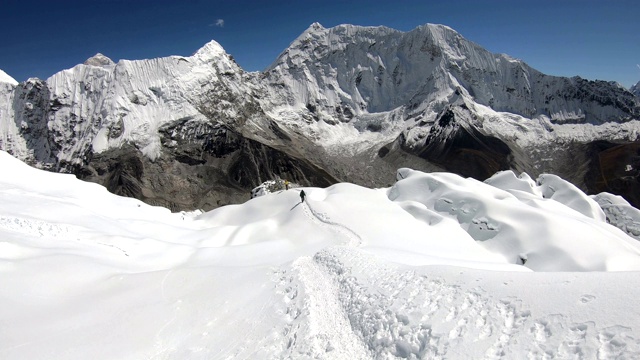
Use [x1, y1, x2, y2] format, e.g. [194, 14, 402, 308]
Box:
[1, 23, 639, 210]
[632, 80, 640, 97]
[0, 41, 337, 210]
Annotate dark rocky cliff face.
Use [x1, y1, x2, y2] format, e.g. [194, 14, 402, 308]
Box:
[585, 141, 640, 208]
[76, 120, 337, 211]
[412, 105, 512, 180]
[10, 79, 57, 167]
[392, 102, 640, 209]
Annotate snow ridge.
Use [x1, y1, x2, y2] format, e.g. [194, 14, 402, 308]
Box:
[0, 69, 18, 86]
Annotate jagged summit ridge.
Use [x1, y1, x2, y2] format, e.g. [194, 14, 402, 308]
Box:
[266, 22, 639, 125]
[2, 33, 252, 168]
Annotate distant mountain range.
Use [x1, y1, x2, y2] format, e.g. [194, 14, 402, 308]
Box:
[1, 23, 639, 210]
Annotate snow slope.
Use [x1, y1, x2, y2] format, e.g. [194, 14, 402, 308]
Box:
[1, 150, 640, 359]
[0, 69, 18, 86]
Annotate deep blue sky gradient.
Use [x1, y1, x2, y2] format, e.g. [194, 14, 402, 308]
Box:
[1, 0, 638, 87]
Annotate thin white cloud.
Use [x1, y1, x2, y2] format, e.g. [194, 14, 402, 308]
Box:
[208, 19, 225, 27]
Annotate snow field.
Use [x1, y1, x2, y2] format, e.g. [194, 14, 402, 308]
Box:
[1, 150, 640, 358]
[273, 246, 640, 358]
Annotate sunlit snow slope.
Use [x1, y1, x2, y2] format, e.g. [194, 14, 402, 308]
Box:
[0, 69, 18, 86]
[1, 150, 640, 359]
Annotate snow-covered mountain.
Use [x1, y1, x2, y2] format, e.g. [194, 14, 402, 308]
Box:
[0, 40, 336, 209]
[265, 23, 637, 124]
[1, 23, 639, 210]
[261, 23, 640, 204]
[2, 150, 640, 359]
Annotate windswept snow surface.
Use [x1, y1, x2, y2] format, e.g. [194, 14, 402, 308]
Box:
[1, 151, 640, 359]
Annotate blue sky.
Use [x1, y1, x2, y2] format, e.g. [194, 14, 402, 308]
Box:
[1, 0, 639, 87]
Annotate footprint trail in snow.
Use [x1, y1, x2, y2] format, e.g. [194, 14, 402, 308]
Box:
[272, 199, 640, 359]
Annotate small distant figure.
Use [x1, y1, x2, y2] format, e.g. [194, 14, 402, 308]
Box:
[300, 189, 306, 203]
[518, 253, 528, 265]
[284, 180, 290, 190]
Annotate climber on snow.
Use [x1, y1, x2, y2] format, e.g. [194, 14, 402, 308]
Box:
[299, 189, 306, 203]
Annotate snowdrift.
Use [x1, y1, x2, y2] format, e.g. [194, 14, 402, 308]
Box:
[1, 151, 640, 359]
[391, 168, 640, 271]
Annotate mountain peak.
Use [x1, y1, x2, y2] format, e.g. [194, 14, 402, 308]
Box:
[290, 22, 327, 44]
[308, 22, 325, 32]
[0, 69, 18, 86]
[192, 40, 227, 61]
[83, 53, 115, 67]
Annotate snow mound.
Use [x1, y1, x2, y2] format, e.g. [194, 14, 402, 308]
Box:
[486, 170, 606, 221]
[390, 168, 640, 271]
[592, 192, 640, 240]
[2, 151, 640, 359]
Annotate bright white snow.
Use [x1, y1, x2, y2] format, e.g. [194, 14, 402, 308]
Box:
[1, 150, 640, 359]
[0, 69, 18, 86]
